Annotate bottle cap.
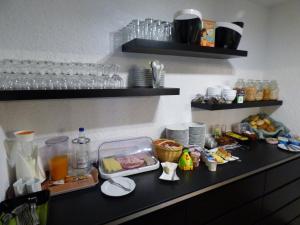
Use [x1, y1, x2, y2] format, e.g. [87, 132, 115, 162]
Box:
[79, 127, 85, 132]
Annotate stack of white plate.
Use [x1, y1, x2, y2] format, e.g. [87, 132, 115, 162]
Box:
[188, 123, 206, 148]
[207, 87, 222, 98]
[166, 124, 189, 146]
[132, 67, 165, 88]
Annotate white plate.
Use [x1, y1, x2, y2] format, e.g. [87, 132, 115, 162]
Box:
[278, 144, 300, 152]
[101, 177, 136, 197]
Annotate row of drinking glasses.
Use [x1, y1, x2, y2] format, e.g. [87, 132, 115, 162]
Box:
[122, 18, 173, 42]
[0, 59, 124, 90]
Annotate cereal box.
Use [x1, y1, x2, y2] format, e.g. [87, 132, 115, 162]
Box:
[201, 19, 216, 47]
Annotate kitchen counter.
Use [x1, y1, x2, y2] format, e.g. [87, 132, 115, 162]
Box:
[48, 142, 300, 225]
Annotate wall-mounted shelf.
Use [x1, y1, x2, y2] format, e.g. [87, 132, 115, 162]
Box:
[122, 39, 248, 59]
[0, 88, 180, 101]
[191, 100, 283, 111]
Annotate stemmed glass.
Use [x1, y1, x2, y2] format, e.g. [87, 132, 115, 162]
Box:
[109, 64, 124, 89]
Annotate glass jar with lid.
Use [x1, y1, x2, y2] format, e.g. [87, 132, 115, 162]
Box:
[245, 79, 257, 101]
[263, 80, 271, 100]
[234, 79, 245, 103]
[255, 80, 264, 101]
[270, 80, 279, 100]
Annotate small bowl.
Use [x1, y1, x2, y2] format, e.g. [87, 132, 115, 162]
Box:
[278, 136, 289, 145]
[224, 95, 236, 102]
[290, 139, 300, 146]
[14, 130, 35, 142]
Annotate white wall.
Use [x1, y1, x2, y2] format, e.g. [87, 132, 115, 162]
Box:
[0, 0, 270, 200]
[265, 0, 300, 133]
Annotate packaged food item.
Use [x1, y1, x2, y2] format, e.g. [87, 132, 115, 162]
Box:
[245, 79, 257, 101]
[216, 136, 236, 146]
[226, 131, 249, 142]
[179, 149, 193, 171]
[201, 19, 215, 47]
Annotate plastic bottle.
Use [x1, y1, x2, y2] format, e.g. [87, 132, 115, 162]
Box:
[72, 127, 91, 175]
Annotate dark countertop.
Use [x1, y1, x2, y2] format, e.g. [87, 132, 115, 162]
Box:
[48, 142, 300, 225]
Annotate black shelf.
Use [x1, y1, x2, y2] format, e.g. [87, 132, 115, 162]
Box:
[122, 39, 248, 59]
[191, 100, 283, 111]
[0, 88, 180, 101]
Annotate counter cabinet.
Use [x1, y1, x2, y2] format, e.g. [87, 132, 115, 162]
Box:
[122, 157, 300, 225]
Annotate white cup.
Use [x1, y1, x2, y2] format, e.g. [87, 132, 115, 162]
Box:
[25, 178, 42, 193]
[13, 179, 27, 197]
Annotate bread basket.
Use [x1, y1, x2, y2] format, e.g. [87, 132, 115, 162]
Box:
[154, 139, 183, 162]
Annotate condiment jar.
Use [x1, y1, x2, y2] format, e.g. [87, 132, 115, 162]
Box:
[263, 80, 271, 100]
[255, 80, 264, 101]
[178, 149, 193, 171]
[234, 79, 245, 104]
[245, 79, 257, 101]
[270, 80, 279, 100]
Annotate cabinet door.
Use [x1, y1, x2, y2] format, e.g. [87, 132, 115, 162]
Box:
[262, 178, 300, 217]
[258, 198, 300, 225]
[206, 199, 262, 225]
[186, 173, 265, 225]
[265, 158, 300, 193]
[121, 202, 186, 225]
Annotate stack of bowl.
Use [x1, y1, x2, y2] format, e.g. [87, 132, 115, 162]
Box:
[207, 87, 222, 98]
[222, 89, 237, 104]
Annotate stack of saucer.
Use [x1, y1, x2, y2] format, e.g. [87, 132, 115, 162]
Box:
[132, 68, 153, 87]
[188, 123, 206, 148]
[130, 66, 166, 88]
[166, 124, 189, 146]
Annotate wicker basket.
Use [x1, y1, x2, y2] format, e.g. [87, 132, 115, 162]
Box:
[154, 139, 183, 162]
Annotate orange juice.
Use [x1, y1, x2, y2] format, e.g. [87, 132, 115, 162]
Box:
[49, 155, 68, 181]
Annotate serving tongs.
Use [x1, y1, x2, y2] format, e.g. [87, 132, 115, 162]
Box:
[108, 178, 131, 192]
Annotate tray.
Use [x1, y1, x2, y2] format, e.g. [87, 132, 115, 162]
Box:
[98, 137, 160, 179]
[42, 168, 99, 196]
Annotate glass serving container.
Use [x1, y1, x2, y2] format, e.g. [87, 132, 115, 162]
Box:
[263, 80, 271, 100]
[255, 80, 264, 101]
[245, 79, 257, 101]
[98, 137, 159, 179]
[270, 80, 279, 100]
